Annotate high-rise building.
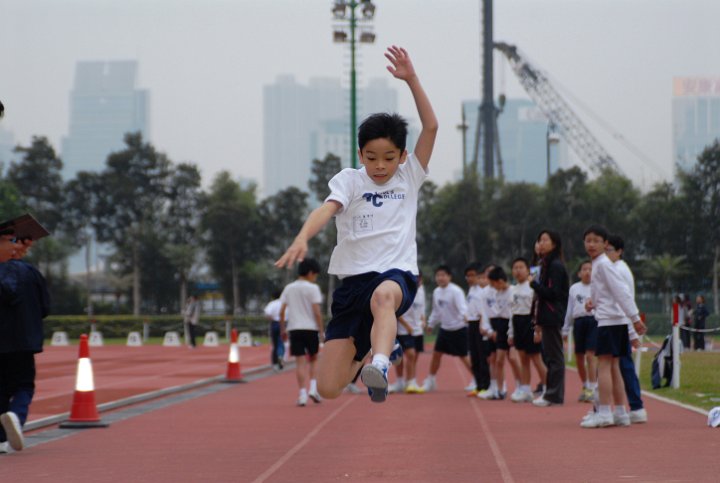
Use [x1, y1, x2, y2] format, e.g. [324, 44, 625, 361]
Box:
[672, 77, 720, 172]
[462, 98, 566, 184]
[61, 61, 149, 177]
[263, 76, 399, 196]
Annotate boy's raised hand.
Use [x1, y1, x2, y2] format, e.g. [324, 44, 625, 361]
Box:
[385, 45, 416, 82]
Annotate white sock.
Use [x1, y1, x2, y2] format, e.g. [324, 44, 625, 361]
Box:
[299, 388, 308, 397]
[599, 405, 612, 417]
[583, 381, 589, 389]
[515, 380, 521, 391]
[309, 379, 317, 393]
[489, 380, 498, 393]
[502, 381, 507, 393]
[614, 406, 628, 416]
[521, 384, 532, 394]
[396, 377, 406, 387]
[408, 378, 417, 387]
[588, 381, 598, 390]
[371, 353, 390, 369]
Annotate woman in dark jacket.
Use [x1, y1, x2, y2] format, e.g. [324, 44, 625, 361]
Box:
[530, 230, 569, 406]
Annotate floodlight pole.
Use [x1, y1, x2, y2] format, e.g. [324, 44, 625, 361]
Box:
[350, 3, 358, 169]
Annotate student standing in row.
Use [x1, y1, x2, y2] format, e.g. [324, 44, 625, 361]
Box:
[562, 261, 597, 403]
[581, 226, 646, 428]
[530, 230, 569, 407]
[280, 259, 324, 406]
[464, 262, 489, 396]
[422, 266, 472, 392]
[390, 273, 426, 394]
[509, 257, 547, 403]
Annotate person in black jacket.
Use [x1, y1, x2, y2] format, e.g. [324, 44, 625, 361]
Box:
[529, 230, 569, 406]
[0, 235, 49, 453]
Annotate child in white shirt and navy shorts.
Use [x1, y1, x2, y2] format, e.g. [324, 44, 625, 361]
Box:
[275, 46, 438, 404]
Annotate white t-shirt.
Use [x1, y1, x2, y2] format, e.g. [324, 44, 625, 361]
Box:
[590, 254, 640, 327]
[428, 283, 467, 331]
[399, 284, 426, 336]
[466, 285, 484, 321]
[325, 153, 428, 277]
[280, 280, 323, 331]
[562, 282, 593, 336]
[480, 286, 511, 334]
[511, 281, 533, 316]
[263, 299, 282, 322]
[614, 259, 640, 340]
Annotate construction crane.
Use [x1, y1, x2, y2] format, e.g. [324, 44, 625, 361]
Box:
[494, 41, 623, 175]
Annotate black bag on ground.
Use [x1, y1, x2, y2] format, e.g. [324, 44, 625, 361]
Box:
[651, 334, 673, 389]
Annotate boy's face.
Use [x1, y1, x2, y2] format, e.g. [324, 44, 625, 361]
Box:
[464, 269, 479, 287]
[512, 262, 529, 283]
[435, 270, 451, 287]
[579, 263, 592, 283]
[605, 245, 622, 262]
[584, 233, 607, 259]
[489, 279, 507, 291]
[0, 236, 16, 262]
[358, 138, 407, 185]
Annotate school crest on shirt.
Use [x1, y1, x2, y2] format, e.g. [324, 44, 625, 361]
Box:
[362, 190, 406, 208]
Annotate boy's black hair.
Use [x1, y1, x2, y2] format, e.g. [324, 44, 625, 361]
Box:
[271, 290, 282, 299]
[577, 260, 592, 273]
[358, 113, 408, 151]
[480, 262, 496, 274]
[511, 257, 529, 269]
[583, 224, 609, 241]
[464, 261, 483, 275]
[435, 265, 452, 277]
[298, 258, 321, 276]
[607, 234, 625, 253]
[487, 266, 508, 282]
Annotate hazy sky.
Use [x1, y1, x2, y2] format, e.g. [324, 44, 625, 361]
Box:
[2, 0, 719, 192]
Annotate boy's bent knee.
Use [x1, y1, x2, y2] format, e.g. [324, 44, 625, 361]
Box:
[318, 380, 344, 399]
[370, 282, 401, 311]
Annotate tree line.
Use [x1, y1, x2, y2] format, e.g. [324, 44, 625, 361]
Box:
[1, 132, 718, 316]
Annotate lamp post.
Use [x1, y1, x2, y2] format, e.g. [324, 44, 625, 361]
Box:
[332, 0, 376, 169]
[546, 121, 559, 182]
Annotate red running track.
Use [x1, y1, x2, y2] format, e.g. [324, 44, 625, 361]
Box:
[5, 350, 720, 481]
[29, 343, 271, 421]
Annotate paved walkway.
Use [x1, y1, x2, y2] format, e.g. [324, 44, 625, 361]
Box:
[5, 350, 720, 482]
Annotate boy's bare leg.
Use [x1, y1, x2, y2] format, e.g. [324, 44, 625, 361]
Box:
[531, 354, 547, 385]
[576, 352, 587, 385]
[317, 339, 363, 399]
[404, 349, 417, 380]
[610, 358, 627, 406]
[495, 349, 507, 390]
[395, 359, 405, 380]
[586, 351, 598, 383]
[508, 348, 522, 383]
[308, 354, 318, 385]
[597, 356, 613, 405]
[369, 281, 403, 357]
[295, 356, 308, 391]
[429, 351, 443, 375]
[518, 351, 531, 385]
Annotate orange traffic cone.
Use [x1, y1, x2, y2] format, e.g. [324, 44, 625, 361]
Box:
[223, 329, 245, 383]
[59, 334, 109, 428]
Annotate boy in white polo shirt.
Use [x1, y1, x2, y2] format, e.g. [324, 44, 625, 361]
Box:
[421, 266, 472, 392]
[275, 46, 437, 403]
[581, 225, 646, 428]
[280, 259, 324, 406]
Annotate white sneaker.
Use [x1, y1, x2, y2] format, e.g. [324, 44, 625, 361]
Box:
[0, 441, 11, 454]
[580, 412, 615, 428]
[308, 391, 322, 403]
[421, 377, 436, 392]
[512, 391, 534, 403]
[464, 381, 477, 392]
[404, 381, 424, 394]
[0, 412, 23, 451]
[345, 383, 362, 394]
[614, 413, 631, 427]
[477, 389, 499, 400]
[629, 408, 648, 424]
[532, 397, 552, 407]
[297, 393, 308, 407]
[510, 388, 525, 402]
[582, 409, 596, 422]
[388, 380, 406, 394]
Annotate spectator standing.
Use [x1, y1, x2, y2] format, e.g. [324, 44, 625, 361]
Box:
[694, 295, 709, 351]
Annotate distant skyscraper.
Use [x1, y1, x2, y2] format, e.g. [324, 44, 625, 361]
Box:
[263, 76, 399, 196]
[672, 77, 720, 172]
[462, 98, 566, 184]
[61, 61, 149, 177]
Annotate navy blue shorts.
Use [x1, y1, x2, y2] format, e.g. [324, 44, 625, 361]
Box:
[289, 330, 320, 357]
[325, 269, 417, 362]
[397, 334, 416, 351]
[573, 316, 598, 354]
[512, 314, 542, 354]
[489, 318, 510, 352]
[595, 324, 629, 357]
[434, 327, 469, 356]
[414, 334, 425, 353]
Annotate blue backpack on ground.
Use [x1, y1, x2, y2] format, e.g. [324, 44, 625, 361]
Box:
[651, 334, 673, 389]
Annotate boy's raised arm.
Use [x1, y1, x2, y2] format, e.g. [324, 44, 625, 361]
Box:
[274, 201, 341, 269]
[385, 46, 438, 170]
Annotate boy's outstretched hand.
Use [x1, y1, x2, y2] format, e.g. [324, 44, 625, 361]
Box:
[385, 45, 416, 82]
[274, 236, 308, 270]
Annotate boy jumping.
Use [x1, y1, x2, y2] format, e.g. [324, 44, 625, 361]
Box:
[275, 46, 437, 403]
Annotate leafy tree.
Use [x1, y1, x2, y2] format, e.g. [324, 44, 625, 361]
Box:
[542, 167, 589, 260]
[642, 254, 689, 312]
[93, 132, 172, 315]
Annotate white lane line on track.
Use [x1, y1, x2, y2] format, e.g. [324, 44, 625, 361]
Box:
[453, 358, 515, 483]
[252, 396, 357, 483]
